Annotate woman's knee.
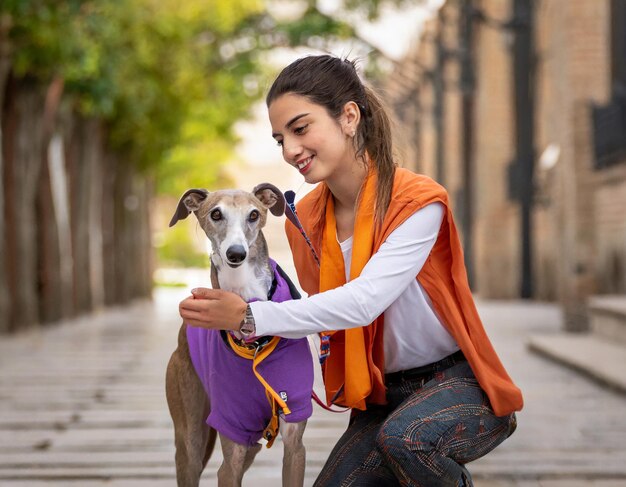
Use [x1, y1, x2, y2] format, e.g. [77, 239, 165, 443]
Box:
[375, 417, 402, 459]
[375, 415, 431, 461]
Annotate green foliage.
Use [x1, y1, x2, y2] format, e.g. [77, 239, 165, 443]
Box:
[343, 0, 426, 21]
[2, 0, 391, 198]
[156, 131, 235, 196]
[6, 1, 84, 79]
[155, 222, 210, 268]
[96, 0, 268, 173]
[153, 279, 188, 288]
[3, 0, 267, 180]
[274, 4, 357, 47]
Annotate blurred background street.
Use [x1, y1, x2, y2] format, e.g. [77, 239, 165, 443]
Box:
[1, 0, 625, 485]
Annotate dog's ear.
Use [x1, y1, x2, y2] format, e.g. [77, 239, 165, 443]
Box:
[252, 183, 285, 217]
[169, 189, 209, 227]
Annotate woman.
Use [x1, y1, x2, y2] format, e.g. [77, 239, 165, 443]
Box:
[180, 54, 522, 486]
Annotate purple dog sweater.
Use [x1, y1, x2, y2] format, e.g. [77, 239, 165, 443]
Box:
[186, 259, 314, 447]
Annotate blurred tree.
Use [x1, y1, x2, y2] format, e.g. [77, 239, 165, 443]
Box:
[0, 14, 12, 332]
[0, 0, 395, 331]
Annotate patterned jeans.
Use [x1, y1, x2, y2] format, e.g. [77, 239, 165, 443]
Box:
[313, 353, 517, 487]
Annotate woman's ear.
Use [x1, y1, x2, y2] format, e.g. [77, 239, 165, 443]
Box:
[341, 101, 361, 138]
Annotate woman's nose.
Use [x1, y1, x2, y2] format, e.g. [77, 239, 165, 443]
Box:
[282, 138, 302, 162]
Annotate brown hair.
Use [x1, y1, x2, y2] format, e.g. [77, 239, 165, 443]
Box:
[266, 55, 396, 224]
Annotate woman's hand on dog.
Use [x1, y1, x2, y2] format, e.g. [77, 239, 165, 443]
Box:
[179, 288, 247, 330]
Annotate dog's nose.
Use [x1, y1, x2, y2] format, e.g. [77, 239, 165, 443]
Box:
[226, 245, 247, 264]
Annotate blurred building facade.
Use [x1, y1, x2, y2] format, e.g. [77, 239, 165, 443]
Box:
[384, 0, 626, 330]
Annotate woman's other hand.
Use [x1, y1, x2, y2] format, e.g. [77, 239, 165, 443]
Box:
[179, 288, 247, 331]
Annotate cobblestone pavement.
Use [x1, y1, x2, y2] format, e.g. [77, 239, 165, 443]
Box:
[1, 281, 626, 486]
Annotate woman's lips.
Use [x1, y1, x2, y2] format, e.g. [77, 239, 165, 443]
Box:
[297, 156, 313, 175]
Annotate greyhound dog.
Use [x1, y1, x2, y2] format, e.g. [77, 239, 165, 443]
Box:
[166, 183, 314, 487]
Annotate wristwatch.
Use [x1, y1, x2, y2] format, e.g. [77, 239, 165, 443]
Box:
[239, 304, 256, 337]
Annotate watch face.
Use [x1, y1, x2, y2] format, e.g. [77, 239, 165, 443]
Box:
[240, 324, 254, 336]
[239, 305, 255, 336]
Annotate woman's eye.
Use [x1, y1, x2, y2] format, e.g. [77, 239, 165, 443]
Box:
[249, 210, 260, 222]
[294, 124, 308, 135]
[275, 139, 283, 147]
[210, 209, 222, 221]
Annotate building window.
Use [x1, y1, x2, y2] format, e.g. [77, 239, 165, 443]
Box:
[591, 0, 626, 169]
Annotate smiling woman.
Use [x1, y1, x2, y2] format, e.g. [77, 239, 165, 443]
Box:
[180, 54, 522, 487]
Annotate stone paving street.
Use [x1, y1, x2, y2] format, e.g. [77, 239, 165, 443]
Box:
[1, 280, 626, 486]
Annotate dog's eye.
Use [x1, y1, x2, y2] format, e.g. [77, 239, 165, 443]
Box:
[249, 210, 260, 222]
[210, 209, 222, 221]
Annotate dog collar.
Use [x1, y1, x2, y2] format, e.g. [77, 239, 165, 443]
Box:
[221, 331, 273, 352]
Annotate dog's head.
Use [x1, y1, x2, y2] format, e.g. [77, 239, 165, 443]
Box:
[169, 183, 285, 268]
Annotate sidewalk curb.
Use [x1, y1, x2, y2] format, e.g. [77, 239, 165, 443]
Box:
[528, 333, 626, 395]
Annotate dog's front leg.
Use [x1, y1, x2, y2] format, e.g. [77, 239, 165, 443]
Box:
[166, 337, 214, 487]
[217, 434, 260, 487]
[279, 419, 307, 487]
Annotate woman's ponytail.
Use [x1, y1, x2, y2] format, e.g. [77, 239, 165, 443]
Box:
[360, 85, 396, 225]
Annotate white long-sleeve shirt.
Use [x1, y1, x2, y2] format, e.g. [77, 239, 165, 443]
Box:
[250, 202, 459, 373]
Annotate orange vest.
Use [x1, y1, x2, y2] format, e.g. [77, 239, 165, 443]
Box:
[285, 168, 523, 417]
